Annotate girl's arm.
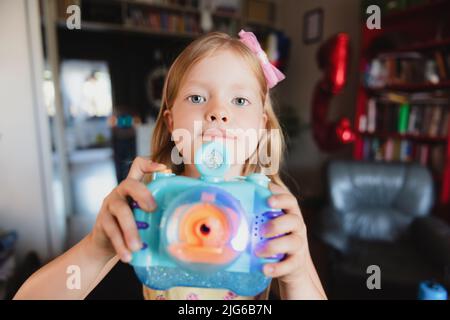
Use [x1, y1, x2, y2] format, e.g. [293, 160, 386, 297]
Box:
[14, 234, 118, 300]
[14, 158, 167, 300]
[278, 251, 327, 300]
[257, 183, 327, 300]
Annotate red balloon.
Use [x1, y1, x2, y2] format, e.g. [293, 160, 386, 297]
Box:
[312, 33, 355, 152]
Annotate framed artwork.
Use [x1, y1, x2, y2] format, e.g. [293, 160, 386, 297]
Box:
[303, 8, 323, 44]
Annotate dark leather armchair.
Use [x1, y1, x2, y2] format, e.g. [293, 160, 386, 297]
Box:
[316, 160, 450, 299]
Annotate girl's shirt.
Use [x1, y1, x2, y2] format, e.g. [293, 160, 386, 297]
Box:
[143, 285, 271, 300]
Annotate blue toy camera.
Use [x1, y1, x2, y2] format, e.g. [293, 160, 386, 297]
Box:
[130, 141, 284, 296]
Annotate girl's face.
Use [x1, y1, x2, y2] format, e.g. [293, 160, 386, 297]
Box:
[164, 49, 267, 175]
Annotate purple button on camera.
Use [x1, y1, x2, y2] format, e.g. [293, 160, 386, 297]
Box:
[261, 210, 285, 261]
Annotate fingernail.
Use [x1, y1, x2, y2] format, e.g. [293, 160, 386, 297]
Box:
[122, 252, 132, 263]
[146, 200, 155, 211]
[268, 198, 277, 207]
[130, 240, 141, 252]
[264, 265, 274, 275]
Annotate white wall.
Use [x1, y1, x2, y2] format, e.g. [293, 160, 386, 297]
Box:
[0, 0, 66, 262]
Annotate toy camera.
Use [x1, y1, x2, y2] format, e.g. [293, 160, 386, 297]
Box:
[130, 140, 284, 296]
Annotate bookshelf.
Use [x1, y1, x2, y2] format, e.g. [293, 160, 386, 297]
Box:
[49, 0, 287, 125]
[354, 0, 450, 216]
[54, 0, 279, 39]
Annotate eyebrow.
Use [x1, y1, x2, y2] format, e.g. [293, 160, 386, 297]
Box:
[184, 80, 256, 92]
[183, 80, 208, 88]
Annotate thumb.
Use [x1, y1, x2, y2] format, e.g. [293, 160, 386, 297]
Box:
[127, 157, 166, 181]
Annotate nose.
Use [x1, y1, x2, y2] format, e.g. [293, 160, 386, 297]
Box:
[206, 105, 229, 123]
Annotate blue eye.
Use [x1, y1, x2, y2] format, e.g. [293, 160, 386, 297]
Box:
[233, 97, 250, 107]
[188, 95, 206, 104]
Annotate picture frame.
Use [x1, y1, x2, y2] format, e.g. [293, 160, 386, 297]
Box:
[303, 8, 323, 44]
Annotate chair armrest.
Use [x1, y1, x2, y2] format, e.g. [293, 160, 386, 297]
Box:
[314, 207, 350, 254]
[411, 216, 450, 269]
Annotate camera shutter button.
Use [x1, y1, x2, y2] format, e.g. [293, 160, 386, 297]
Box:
[246, 173, 270, 188]
[153, 169, 174, 180]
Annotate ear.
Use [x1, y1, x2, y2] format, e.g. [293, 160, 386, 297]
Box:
[163, 109, 174, 133]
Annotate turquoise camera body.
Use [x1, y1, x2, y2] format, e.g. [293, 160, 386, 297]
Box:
[130, 141, 284, 296]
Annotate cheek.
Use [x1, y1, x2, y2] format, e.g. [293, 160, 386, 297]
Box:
[170, 108, 204, 163]
[232, 112, 266, 163]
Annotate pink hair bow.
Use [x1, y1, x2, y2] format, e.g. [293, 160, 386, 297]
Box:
[238, 29, 286, 89]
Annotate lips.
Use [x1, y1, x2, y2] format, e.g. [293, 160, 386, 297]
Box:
[202, 128, 237, 141]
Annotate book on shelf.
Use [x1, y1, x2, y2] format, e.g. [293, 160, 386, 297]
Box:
[367, 98, 377, 133]
[126, 4, 200, 34]
[366, 49, 450, 88]
[361, 136, 446, 176]
[360, 93, 449, 138]
[385, 138, 395, 161]
[440, 111, 449, 136]
[430, 145, 446, 175]
[435, 51, 448, 80]
[428, 105, 442, 137]
[400, 139, 413, 161]
[407, 105, 419, 134]
[398, 102, 410, 133]
[417, 144, 429, 166]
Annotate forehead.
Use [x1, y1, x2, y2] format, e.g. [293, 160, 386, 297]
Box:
[182, 49, 261, 92]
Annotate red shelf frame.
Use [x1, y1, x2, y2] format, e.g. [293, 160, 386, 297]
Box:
[379, 38, 450, 54]
[358, 131, 448, 144]
[354, 1, 450, 208]
[368, 81, 450, 92]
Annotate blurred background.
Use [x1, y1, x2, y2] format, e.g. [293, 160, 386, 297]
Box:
[0, 0, 449, 299]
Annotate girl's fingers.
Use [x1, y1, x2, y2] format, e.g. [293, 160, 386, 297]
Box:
[261, 213, 306, 239]
[269, 182, 288, 195]
[101, 213, 132, 263]
[107, 197, 142, 252]
[263, 255, 302, 278]
[256, 233, 304, 258]
[268, 193, 303, 219]
[127, 157, 166, 181]
[116, 178, 155, 212]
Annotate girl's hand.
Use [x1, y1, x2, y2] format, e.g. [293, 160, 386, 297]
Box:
[256, 183, 309, 284]
[88, 157, 166, 263]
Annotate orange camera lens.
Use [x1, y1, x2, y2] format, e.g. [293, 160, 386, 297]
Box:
[167, 203, 239, 265]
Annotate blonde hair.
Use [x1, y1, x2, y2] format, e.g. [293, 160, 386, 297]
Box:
[150, 31, 286, 188]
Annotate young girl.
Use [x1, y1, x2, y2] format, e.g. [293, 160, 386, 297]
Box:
[14, 31, 326, 300]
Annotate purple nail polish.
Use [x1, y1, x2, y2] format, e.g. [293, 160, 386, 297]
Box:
[267, 253, 284, 260]
[263, 210, 283, 219]
[136, 221, 149, 229]
[131, 201, 140, 209]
